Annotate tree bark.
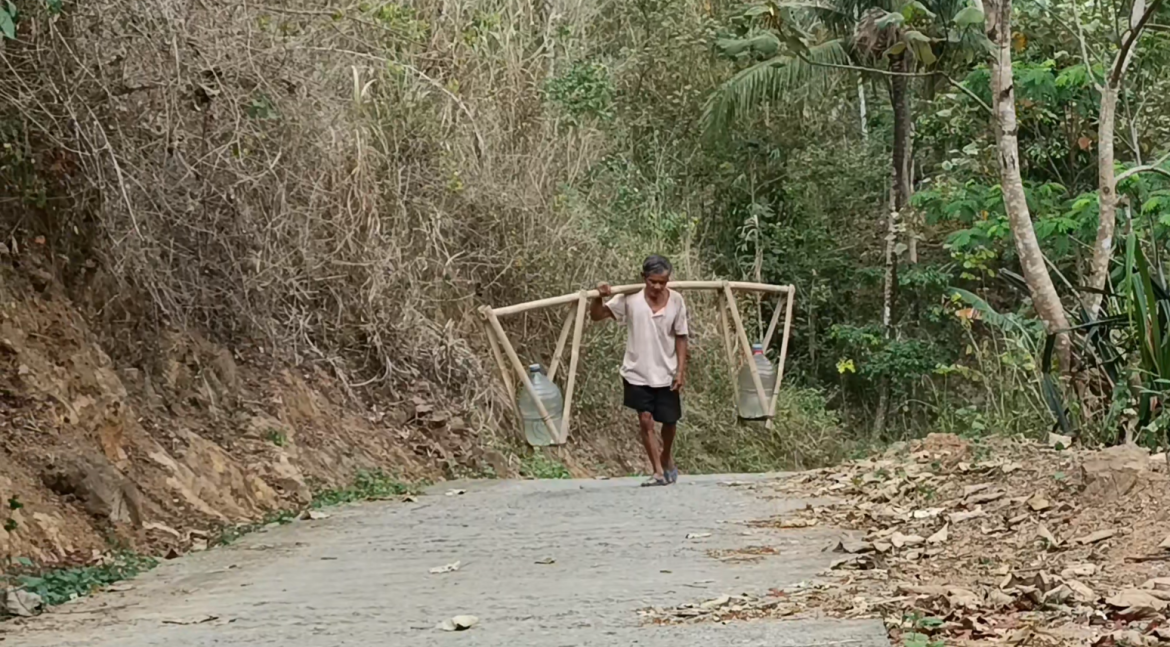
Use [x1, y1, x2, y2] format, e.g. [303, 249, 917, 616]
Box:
[1082, 0, 1162, 318]
[1085, 86, 1118, 318]
[984, 0, 1073, 372]
[874, 58, 913, 435]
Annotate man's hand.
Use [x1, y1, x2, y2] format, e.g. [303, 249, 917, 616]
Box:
[671, 373, 686, 392]
[590, 282, 615, 322]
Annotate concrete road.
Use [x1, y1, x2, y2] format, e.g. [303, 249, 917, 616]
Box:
[10, 474, 888, 647]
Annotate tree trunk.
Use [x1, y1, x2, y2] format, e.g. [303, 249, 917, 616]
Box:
[1084, 86, 1118, 318]
[873, 176, 900, 438]
[874, 58, 913, 435]
[1082, 0, 1161, 317]
[985, 0, 1073, 372]
[858, 76, 868, 139]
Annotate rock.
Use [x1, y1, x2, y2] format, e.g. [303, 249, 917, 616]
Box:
[40, 456, 144, 525]
[436, 615, 479, 631]
[946, 587, 981, 609]
[2, 588, 44, 617]
[986, 589, 1015, 608]
[1082, 445, 1150, 500]
[1141, 577, 1170, 591]
[1160, 535, 1170, 551]
[927, 525, 949, 544]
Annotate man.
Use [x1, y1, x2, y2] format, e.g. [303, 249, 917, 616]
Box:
[590, 255, 689, 487]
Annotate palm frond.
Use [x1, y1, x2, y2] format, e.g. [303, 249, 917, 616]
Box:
[701, 38, 850, 138]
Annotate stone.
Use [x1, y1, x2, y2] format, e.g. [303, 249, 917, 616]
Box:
[2, 588, 44, 617]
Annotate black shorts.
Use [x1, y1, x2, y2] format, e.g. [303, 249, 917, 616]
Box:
[622, 379, 682, 424]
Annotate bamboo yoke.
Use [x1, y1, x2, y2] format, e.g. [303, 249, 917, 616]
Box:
[479, 281, 795, 445]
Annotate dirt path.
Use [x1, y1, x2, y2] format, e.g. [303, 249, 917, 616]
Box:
[9, 474, 888, 646]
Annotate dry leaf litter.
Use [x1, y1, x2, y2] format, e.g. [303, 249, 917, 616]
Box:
[641, 434, 1170, 646]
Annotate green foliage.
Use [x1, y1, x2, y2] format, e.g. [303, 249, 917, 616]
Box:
[7, 553, 158, 607]
[544, 61, 615, 125]
[519, 452, 571, 479]
[211, 509, 299, 547]
[310, 470, 423, 508]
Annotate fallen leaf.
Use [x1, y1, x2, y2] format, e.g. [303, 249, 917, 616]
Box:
[1160, 535, 1170, 551]
[1026, 494, 1051, 512]
[429, 561, 461, 574]
[986, 589, 1015, 608]
[891, 532, 925, 548]
[1105, 589, 1169, 611]
[949, 509, 986, 524]
[872, 541, 893, 553]
[1073, 529, 1116, 545]
[686, 532, 712, 540]
[535, 557, 556, 565]
[1038, 524, 1061, 548]
[701, 594, 731, 610]
[963, 483, 992, 497]
[1048, 432, 1073, 449]
[776, 517, 818, 528]
[912, 508, 945, 519]
[947, 587, 981, 608]
[301, 510, 330, 521]
[1066, 579, 1097, 603]
[436, 615, 479, 631]
[445, 489, 467, 497]
[1061, 563, 1098, 579]
[927, 525, 949, 544]
[1141, 577, 1170, 591]
[967, 490, 1005, 505]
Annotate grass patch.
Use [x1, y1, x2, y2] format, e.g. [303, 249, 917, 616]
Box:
[4, 552, 157, 607]
[310, 469, 425, 508]
[520, 452, 571, 479]
[210, 508, 299, 547]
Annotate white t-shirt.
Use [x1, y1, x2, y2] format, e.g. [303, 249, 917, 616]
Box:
[605, 290, 689, 388]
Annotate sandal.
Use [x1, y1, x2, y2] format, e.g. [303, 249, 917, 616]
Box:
[641, 476, 668, 487]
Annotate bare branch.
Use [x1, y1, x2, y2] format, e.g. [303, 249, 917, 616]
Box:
[1115, 149, 1170, 183]
[1110, 0, 1166, 87]
[795, 54, 994, 115]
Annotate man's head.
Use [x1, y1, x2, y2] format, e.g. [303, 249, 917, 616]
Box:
[642, 254, 673, 299]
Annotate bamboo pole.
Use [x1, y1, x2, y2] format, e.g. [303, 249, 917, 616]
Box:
[718, 299, 739, 403]
[491, 281, 791, 317]
[723, 283, 769, 417]
[762, 292, 785, 350]
[765, 289, 796, 430]
[559, 292, 588, 443]
[483, 307, 560, 443]
[482, 318, 520, 420]
[547, 305, 575, 382]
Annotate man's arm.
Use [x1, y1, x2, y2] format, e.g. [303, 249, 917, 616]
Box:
[672, 335, 688, 391]
[589, 283, 615, 322]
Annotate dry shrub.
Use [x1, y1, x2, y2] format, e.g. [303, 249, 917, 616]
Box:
[0, 0, 618, 420]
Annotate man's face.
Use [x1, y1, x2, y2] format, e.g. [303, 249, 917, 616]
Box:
[644, 271, 670, 299]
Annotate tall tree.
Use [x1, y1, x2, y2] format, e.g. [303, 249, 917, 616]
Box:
[982, 0, 1074, 370]
[1079, 0, 1166, 318]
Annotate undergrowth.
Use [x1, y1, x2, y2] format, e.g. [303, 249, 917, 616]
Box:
[3, 552, 158, 608]
[310, 469, 425, 508]
[520, 452, 571, 479]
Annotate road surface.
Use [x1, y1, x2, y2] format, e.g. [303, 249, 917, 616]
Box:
[10, 474, 888, 647]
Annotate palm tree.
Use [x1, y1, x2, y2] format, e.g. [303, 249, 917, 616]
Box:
[702, 0, 987, 432]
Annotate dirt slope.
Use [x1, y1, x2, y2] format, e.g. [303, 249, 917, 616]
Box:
[0, 262, 635, 567]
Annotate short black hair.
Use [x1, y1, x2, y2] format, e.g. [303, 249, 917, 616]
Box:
[642, 254, 673, 277]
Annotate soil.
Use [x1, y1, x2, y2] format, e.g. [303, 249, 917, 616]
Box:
[0, 260, 640, 569]
[646, 433, 1170, 646]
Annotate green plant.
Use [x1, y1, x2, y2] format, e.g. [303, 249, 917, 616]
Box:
[519, 452, 571, 480]
[0, 1, 16, 40]
[7, 552, 158, 607]
[310, 469, 424, 508]
[264, 429, 288, 447]
[3, 519, 16, 532]
[211, 509, 298, 547]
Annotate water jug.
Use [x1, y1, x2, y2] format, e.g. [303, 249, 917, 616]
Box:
[517, 364, 564, 446]
[737, 344, 777, 420]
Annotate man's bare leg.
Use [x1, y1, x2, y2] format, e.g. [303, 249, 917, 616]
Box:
[638, 412, 664, 480]
[660, 423, 676, 474]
